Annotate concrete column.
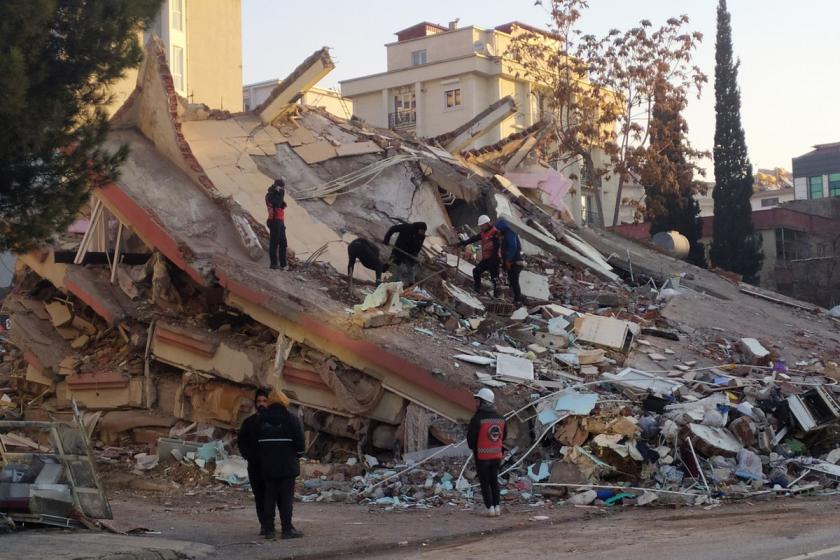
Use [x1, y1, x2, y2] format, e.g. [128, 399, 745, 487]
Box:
[381, 88, 390, 128]
[824, 174, 830, 198]
[414, 81, 423, 136]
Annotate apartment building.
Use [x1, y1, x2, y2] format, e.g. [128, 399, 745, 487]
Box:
[108, 0, 243, 114]
[792, 142, 840, 201]
[340, 21, 545, 146]
[244, 80, 353, 119]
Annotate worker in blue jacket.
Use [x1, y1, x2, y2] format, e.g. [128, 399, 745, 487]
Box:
[494, 219, 524, 305]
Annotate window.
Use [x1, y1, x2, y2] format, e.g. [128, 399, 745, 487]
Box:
[830, 173, 840, 197]
[171, 45, 185, 92]
[775, 227, 810, 261]
[411, 50, 427, 66]
[171, 0, 184, 31]
[444, 88, 461, 109]
[809, 175, 824, 199]
[761, 197, 779, 208]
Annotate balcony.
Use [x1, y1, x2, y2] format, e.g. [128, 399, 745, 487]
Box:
[389, 111, 416, 131]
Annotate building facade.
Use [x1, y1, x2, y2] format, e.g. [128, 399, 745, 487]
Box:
[108, 0, 243, 114]
[340, 21, 544, 147]
[792, 142, 840, 201]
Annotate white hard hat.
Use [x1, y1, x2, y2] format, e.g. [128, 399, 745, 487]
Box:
[477, 215, 491, 227]
[474, 388, 495, 404]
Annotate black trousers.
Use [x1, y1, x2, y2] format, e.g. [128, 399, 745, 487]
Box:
[268, 220, 287, 267]
[263, 477, 296, 531]
[248, 466, 265, 527]
[475, 459, 501, 508]
[473, 258, 499, 292]
[507, 262, 523, 303]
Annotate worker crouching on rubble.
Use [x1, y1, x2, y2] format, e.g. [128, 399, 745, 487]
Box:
[237, 387, 270, 535]
[467, 388, 506, 517]
[265, 179, 288, 270]
[383, 221, 427, 285]
[495, 219, 524, 305]
[458, 215, 501, 297]
[257, 388, 305, 540]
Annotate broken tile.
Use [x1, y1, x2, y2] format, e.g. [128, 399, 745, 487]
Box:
[495, 354, 535, 382]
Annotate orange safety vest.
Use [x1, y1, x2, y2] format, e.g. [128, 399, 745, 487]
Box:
[476, 417, 504, 460]
[479, 227, 499, 261]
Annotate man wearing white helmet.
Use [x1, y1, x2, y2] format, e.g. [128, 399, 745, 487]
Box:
[467, 387, 506, 517]
[457, 215, 501, 297]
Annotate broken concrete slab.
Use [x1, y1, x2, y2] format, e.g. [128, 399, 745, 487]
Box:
[574, 314, 640, 353]
[739, 338, 771, 365]
[519, 270, 551, 301]
[293, 140, 338, 164]
[495, 354, 534, 382]
[256, 47, 335, 124]
[602, 368, 683, 396]
[435, 96, 517, 153]
[335, 141, 382, 157]
[687, 423, 743, 458]
[44, 301, 72, 327]
[442, 281, 485, 316]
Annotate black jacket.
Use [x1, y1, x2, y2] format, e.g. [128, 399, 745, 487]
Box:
[237, 413, 261, 466]
[384, 222, 426, 265]
[466, 403, 506, 459]
[257, 404, 305, 479]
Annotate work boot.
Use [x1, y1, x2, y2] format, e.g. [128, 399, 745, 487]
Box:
[264, 528, 277, 540]
[259, 527, 267, 536]
[270, 264, 280, 270]
[281, 527, 304, 540]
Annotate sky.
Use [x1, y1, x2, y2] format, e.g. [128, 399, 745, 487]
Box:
[242, 0, 840, 175]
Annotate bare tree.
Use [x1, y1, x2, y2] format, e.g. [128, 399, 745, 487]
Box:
[505, 0, 706, 227]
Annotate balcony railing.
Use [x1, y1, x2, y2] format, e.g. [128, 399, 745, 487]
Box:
[388, 111, 416, 130]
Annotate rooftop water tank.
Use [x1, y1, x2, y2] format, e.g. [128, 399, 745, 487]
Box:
[651, 231, 690, 259]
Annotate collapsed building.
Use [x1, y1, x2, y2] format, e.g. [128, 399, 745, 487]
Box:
[4, 41, 840, 523]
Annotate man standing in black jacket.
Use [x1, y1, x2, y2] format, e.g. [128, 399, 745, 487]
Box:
[383, 221, 426, 285]
[237, 387, 270, 535]
[257, 389, 306, 540]
[467, 388, 506, 517]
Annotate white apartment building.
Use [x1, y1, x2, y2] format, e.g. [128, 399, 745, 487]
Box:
[340, 21, 545, 146]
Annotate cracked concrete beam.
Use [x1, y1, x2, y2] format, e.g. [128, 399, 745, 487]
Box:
[435, 96, 517, 153]
[256, 48, 336, 124]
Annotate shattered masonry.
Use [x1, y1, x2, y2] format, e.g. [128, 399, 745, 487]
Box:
[3, 39, 840, 523]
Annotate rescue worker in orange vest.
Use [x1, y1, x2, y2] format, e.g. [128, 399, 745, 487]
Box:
[467, 388, 506, 517]
[457, 215, 501, 297]
[265, 178, 288, 270]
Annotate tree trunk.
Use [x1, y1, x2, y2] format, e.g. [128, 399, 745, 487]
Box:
[587, 157, 606, 228]
[611, 171, 627, 228]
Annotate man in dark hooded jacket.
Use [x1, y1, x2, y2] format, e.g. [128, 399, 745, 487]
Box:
[237, 387, 270, 534]
[495, 219, 524, 305]
[383, 221, 426, 285]
[257, 389, 305, 540]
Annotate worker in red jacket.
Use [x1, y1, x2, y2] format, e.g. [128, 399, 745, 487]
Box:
[265, 179, 288, 270]
[457, 215, 501, 297]
[467, 388, 506, 517]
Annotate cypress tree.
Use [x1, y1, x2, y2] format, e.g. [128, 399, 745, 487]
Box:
[0, 0, 161, 252]
[643, 79, 707, 268]
[710, 0, 763, 282]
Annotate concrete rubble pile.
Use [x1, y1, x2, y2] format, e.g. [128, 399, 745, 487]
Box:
[3, 41, 840, 524]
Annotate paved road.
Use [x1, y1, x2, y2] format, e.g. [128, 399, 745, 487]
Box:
[372, 500, 840, 560]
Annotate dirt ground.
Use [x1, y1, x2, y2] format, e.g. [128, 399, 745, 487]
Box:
[93, 479, 840, 560]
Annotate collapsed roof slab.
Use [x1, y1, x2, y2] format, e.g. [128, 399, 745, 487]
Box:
[256, 47, 336, 125]
[18, 251, 132, 326]
[434, 96, 517, 154]
[215, 267, 476, 422]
